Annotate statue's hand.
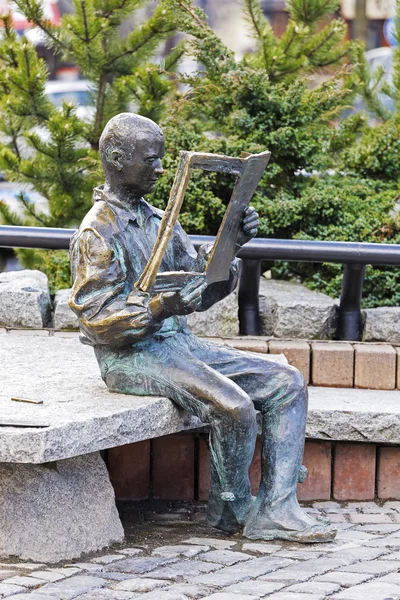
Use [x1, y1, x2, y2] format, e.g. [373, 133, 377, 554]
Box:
[236, 206, 259, 249]
[195, 243, 213, 272]
[155, 275, 207, 318]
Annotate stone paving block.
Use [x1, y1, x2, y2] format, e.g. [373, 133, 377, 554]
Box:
[197, 550, 251, 566]
[110, 556, 176, 574]
[0, 570, 20, 581]
[133, 591, 190, 599]
[1, 575, 45, 588]
[29, 575, 108, 598]
[274, 549, 324, 560]
[192, 556, 293, 588]
[153, 545, 210, 559]
[268, 340, 310, 383]
[332, 581, 400, 599]
[354, 344, 396, 390]
[349, 513, 393, 524]
[297, 440, 332, 501]
[377, 446, 400, 500]
[338, 546, 387, 563]
[71, 591, 137, 600]
[260, 556, 352, 584]
[29, 571, 68, 583]
[224, 580, 285, 597]
[381, 550, 400, 560]
[357, 524, 400, 534]
[0, 582, 27, 596]
[286, 581, 341, 595]
[315, 571, 372, 587]
[241, 543, 281, 554]
[266, 594, 325, 600]
[112, 577, 168, 592]
[152, 434, 195, 501]
[313, 500, 341, 510]
[92, 555, 124, 565]
[201, 594, 258, 600]
[338, 559, 399, 575]
[145, 560, 222, 581]
[327, 513, 349, 523]
[108, 441, 150, 501]
[311, 342, 354, 387]
[379, 572, 400, 584]
[383, 501, 400, 511]
[333, 443, 376, 501]
[166, 583, 211, 599]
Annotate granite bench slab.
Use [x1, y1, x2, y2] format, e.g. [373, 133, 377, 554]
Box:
[1, 330, 400, 463]
[2, 330, 400, 562]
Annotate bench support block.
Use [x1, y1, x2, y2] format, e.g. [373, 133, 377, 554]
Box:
[0, 452, 124, 562]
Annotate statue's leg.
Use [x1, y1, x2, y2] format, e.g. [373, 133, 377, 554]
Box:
[189, 336, 336, 543]
[243, 368, 335, 542]
[94, 337, 257, 533]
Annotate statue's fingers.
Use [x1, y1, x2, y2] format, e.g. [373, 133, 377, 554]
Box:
[183, 283, 207, 304]
[244, 205, 255, 216]
[181, 275, 206, 294]
[243, 219, 259, 232]
[243, 212, 259, 224]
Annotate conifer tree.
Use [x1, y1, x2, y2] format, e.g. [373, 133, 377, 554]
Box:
[0, 0, 183, 287]
[0, 0, 182, 228]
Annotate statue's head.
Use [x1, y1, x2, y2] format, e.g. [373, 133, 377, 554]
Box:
[99, 113, 165, 197]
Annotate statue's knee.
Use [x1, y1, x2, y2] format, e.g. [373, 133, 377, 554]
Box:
[213, 391, 256, 424]
[232, 395, 257, 423]
[288, 366, 307, 395]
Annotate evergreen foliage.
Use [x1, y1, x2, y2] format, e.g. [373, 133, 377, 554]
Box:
[149, 0, 400, 307]
[0, 0, 183, 289]
[1, 0, 399, 307]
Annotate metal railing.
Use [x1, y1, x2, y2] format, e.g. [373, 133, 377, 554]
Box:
[2, 225, 400, 340]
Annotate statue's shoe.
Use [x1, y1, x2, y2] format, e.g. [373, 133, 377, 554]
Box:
[207, 492, 253, 534]
[243, 521, 337, 543]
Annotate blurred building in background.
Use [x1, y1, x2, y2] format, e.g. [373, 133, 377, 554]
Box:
[0, 0, 396, 81]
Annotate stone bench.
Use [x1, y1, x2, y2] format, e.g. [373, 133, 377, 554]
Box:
[2, 330, 400, 563]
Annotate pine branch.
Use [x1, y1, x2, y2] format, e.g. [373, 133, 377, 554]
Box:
[17, 192, 49, 226]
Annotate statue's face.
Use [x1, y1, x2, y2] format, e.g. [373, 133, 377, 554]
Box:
[113, 130, 165, 196]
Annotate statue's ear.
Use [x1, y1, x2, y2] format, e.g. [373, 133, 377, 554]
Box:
[109, 149, 124, 171]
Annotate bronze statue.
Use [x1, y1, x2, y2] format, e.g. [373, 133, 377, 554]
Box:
[69, 113, 336, 543]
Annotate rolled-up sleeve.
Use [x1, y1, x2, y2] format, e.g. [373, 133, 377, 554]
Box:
[69, 228, 162, 346]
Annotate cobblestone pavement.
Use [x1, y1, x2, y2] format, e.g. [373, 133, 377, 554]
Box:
[2, 501, 400, 600]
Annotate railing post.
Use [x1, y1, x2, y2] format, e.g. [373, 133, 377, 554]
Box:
[338, 263, 366, 341]
[239, 259, 261, 336]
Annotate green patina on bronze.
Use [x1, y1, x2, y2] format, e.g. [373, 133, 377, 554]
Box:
[69, 112, 336, 542]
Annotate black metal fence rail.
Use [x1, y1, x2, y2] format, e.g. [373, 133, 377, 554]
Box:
[2, 225, 400, 340]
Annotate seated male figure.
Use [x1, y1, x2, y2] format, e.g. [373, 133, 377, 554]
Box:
[69, 112, 335, 542]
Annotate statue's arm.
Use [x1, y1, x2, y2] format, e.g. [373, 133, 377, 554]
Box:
[69, 228, 163, 345]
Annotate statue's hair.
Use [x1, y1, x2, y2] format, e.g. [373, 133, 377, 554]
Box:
[99, 113, 163, 172]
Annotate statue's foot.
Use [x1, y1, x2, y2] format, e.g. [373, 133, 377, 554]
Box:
[207, 492, 253, 534]
[243, 495, 336, 544]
